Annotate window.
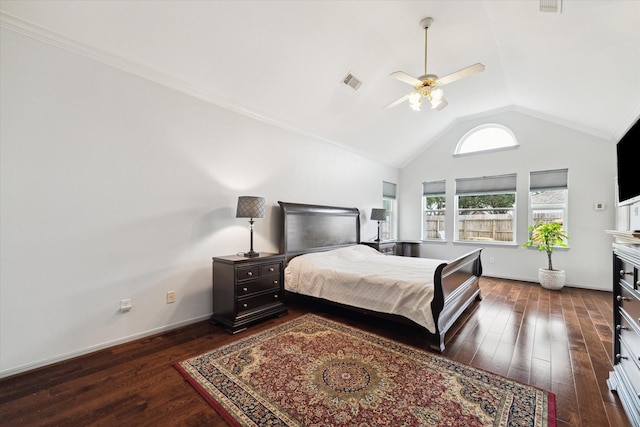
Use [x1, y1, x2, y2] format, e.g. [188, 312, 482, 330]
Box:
[529, 168, 568, 240]
[455, 174, 517, 243]
[382, 181, 397, 240]
[423, 180, 446, 241]
[455, 124, 518, 155]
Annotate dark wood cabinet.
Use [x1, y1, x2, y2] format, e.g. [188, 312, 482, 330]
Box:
[210, 253, 287, 333]
[608, 242, 640, 427]
[362, 241, 396, 255]
[362, 240, 423, 257]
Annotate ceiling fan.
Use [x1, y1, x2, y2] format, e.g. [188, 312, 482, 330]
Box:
[385, 17, 485, 112]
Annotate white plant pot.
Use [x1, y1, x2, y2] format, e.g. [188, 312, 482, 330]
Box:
[538, 268, 565, 290]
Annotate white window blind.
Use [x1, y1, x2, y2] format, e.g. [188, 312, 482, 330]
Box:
[529, 169, 568, 191]
[423, 180, 446, 195]
[455, 173, 517, 195]
[383, 181, 397, 199]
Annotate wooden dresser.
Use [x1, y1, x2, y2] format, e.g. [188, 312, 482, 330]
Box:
[608, 242, 640, 427]
[210, 253, 287, 333]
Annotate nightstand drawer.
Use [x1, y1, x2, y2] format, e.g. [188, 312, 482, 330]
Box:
[238, 276, 281, 296]
[261, 263, 281, 276]
[237, 291, 282, 314]
[236, 265, 261, 282]
[379, 243, 396, 255]
[363, 241, 396, 255]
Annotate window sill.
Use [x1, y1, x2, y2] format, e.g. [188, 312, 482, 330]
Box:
[454, 240, 519, 248]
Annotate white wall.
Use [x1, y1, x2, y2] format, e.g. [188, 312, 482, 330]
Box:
[399, 109, 617, 290]
[0, 29, 398, 377]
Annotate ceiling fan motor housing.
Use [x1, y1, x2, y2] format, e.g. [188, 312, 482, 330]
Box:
[416, 74, 439, 87]
[420, 17, 434, 29]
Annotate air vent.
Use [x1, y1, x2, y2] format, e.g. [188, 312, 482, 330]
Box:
[540, 0, 562, 13]
[342, 73, 362, 91]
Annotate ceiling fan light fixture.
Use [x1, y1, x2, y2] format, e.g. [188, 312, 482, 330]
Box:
[409, 92, 422, 111]
[430, 87, 444, 101]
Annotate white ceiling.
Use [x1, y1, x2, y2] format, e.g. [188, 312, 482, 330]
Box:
[2, 0, 639, 168]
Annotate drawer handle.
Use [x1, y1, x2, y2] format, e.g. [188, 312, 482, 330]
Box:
[243, 303, 248, 308]
[242, 287, 248, 293]
[273, 280, 278, 285]
[620, 270, 633, 277]
[616, 353, 628, 361]
[246, 272, 253, 277]
[616, 295, 629, 302]
[269, 267, 275, 272]
[616, 325, 628, 331]
[274, 294, 279, 299]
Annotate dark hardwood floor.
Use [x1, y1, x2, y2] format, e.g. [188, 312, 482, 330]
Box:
[0, 277, 631, 426]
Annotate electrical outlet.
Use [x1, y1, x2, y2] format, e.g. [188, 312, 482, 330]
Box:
[120, 299, 132, 312]
[167, 291, 175, 304]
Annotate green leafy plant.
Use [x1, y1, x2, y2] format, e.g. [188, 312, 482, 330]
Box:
[523, 221, 569, 271]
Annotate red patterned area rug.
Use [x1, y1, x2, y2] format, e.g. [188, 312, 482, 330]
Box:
[175, 314, 555, 427]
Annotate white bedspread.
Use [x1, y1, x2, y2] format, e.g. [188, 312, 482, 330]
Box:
[284, 244, 446, 333]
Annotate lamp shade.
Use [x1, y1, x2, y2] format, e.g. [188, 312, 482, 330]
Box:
[370, 208, 387, 221]
[236, 196, 266, 219]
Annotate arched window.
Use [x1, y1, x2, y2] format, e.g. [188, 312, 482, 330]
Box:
[455, 124, 518, 155]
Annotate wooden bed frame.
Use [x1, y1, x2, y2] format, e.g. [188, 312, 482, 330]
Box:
[278, 201, 483, 352]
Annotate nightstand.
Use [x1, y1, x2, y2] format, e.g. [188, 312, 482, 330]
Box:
[362, 241, 397, 255]
[210, 253, 287, 333]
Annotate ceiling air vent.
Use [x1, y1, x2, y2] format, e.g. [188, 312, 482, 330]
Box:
[540, 0, 562, 13]
[342, 73, 362, 91]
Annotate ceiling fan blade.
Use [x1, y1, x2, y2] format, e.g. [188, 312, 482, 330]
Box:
[390, 71, 422, 87]
[436, 63, 485, 86]
[384, 94, 411, 109]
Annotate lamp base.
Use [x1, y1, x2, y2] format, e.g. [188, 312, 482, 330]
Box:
[243, 250, 260, 258]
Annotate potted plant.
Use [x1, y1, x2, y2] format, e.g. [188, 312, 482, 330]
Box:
[523, 221, 569, 290]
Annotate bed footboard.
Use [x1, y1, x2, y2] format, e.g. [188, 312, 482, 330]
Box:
[430, 248, 483, 352]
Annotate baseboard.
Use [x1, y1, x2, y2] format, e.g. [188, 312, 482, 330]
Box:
[0, 314, 212, 380]
[482, 274, 611, 292]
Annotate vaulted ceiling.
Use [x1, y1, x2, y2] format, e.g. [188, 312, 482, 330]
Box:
[2, 1, 639, 168]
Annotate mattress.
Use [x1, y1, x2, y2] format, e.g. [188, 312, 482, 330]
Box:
[284, 244, 446, 333]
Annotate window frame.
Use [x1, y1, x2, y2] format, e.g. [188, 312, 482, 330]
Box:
[528, 169, 569, 247]
[454, 124, 519, 157]
[382, 181, 397, 240]
[422, 180, 446, 241]
[454, 173, 518, 245]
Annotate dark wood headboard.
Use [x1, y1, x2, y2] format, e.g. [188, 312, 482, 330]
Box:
[278, 201, 360, 263]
